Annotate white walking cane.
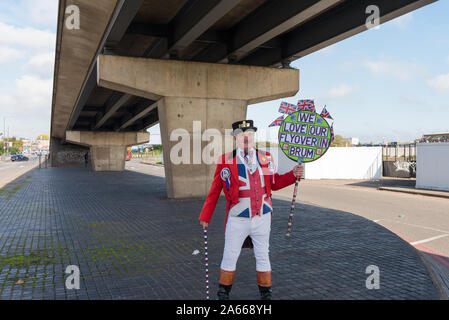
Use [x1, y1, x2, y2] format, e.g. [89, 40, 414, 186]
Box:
[204, 228, 209, 300]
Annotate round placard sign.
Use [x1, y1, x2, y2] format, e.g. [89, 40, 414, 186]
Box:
[278, 110, 331, 163]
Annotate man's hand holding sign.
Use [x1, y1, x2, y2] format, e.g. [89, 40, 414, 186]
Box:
[272, 100, 334, 236]
[292, 164, 304, 178]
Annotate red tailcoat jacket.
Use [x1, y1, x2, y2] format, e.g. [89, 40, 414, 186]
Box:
[199, 149, 298, 225]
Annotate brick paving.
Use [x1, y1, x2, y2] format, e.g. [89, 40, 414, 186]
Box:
[0, 167, 441, 300]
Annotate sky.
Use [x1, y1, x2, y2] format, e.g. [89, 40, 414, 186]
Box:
[0, 1, 448, 144]
[0, 0, 57, 140]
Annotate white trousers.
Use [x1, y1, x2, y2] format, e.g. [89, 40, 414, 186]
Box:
[220, 213, 271, 272]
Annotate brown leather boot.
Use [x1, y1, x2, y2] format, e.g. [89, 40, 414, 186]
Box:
[217, 269, 235, 300]
[257, 271, 272, 300]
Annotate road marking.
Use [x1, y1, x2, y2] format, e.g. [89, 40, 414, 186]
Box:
[410, 234, 449, 246]
[380, 219, 449, 234]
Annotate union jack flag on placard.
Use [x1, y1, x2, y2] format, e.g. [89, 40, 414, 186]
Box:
[278, 101, 298, 115]
[297, 99, 315, 112]
[269, 115, 284, 127]
[320, 106, 333, 120]
[330, 124, 334, 142]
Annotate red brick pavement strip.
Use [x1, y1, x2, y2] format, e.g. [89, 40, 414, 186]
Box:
[396, 231, 449, 299]
[0, 167, 442, 300]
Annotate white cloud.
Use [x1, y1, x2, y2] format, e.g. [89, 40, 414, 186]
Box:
[364, 60, 426, 81]
[328, 84, 357, 98]
[0, 0, 58, 33]
[0, 75, 53, 138]
[0, 46, 24, 63]
[365, 61, 409, 80]
[0, 21, 55, 51]
[23, 52, 55, 77]
[26, 0, 59, 27]
[427, 73, 449, 94]
[0, 20, 56, 138]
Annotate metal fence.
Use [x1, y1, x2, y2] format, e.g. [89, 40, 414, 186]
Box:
[382, 143, 416, 162]
[382, 144, 416, 178]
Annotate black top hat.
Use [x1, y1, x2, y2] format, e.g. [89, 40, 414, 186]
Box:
[231, 120, 257, 135]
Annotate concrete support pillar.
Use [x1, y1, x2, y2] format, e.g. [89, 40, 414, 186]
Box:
[50, 137, 90, 168]
[97, 55, 299, 198]
[158, 97, 247, 198]
[65, 131, 149, 171]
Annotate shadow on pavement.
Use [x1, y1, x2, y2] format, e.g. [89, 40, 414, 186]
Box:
[348, 178, 416, 190]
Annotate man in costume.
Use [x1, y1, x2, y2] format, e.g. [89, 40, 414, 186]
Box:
[199, 120, 304, 300]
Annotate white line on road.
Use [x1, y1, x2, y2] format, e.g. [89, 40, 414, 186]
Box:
[378, 219, 449, 235]
[410, 234, 449, 246]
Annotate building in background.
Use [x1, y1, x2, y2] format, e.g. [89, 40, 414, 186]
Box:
[419, 133, 449, 143]
[22, 139, 50, 154]
[351, 137, 360, 146]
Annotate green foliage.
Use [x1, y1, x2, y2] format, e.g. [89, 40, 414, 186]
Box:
[0, 252, 54, 268]
[330, 135, 352, 147]
[1, 137, 24, 155]
[8, 146, 20, 155]
[151, 144, 162, 152]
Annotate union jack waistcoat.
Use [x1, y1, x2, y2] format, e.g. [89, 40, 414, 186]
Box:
[199, 149, 298, 227]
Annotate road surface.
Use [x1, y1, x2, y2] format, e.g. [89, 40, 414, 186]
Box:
[0, 157, 40, 188]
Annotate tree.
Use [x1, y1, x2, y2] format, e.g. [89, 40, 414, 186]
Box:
[37, 134, 50, 140]
[330, 135, 353, 147]
[331, 135, 344, 147]
[13, 139, 23, 151]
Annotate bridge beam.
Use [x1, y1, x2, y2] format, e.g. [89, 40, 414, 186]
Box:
[96, 55, 299, 198]
[65, 131, 149, 171]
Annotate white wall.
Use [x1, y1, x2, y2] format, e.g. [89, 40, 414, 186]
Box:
[263, 147, 382, 180]
[416, 143, 449, 191]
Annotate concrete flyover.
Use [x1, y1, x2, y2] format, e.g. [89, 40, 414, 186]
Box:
[50, 0, 438, 198]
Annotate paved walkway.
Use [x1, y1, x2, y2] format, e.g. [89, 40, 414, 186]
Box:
[0, 166, 442, 299]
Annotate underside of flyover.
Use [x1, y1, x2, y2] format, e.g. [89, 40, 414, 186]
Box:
[50, 0, 438, 198]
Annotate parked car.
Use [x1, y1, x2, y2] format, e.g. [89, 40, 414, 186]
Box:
[11, 155, 29, 162]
